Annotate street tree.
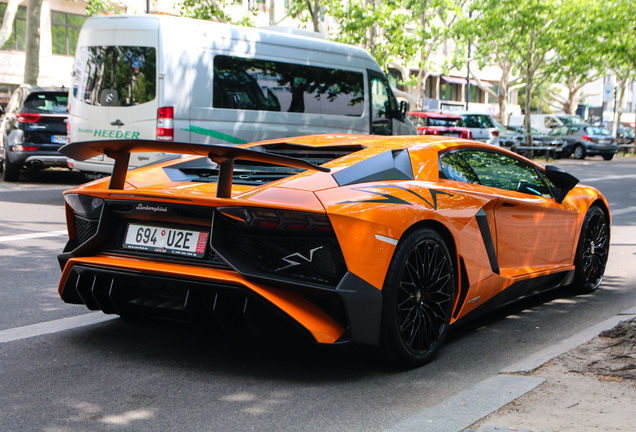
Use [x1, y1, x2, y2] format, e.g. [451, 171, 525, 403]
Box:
[23, 0, 42, 85]
[543, 0, 606, 115]
[405, 0, 467, 109]
[603, 0, 636, 134]
[287, 0, 323, 33]
[0, 0, 21, 47]
[461, 0, 559, 144]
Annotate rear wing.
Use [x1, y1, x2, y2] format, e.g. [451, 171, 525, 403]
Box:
[60, 139, 330, 197]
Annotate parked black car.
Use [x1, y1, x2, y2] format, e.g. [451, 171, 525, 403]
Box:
[547, 125, 617, 160]
[0, 85, 68, 181]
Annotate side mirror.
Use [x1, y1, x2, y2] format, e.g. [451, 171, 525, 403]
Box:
[545, 165, 579, 204]
[398, 100, 409, 120]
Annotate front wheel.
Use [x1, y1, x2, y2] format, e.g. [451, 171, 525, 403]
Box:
[602, 154, 614, 161]
[380, 228, 456, 367]
[573, 205, 610, 293]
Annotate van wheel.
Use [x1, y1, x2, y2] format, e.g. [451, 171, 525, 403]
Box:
[573, 144, 586, 160]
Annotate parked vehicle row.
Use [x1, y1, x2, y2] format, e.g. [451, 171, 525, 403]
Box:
[408, 111, 500, 145]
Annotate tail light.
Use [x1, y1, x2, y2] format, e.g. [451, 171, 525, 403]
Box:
[467, 131, 473, 139]
[491, 129, 499, 137]
[156, 106, 174, 141]
[16, 113, 41, 123]
[67, 103, 71, 139]
[582, 135, 593, 142]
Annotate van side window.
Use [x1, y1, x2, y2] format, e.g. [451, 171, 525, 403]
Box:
[72, 46, 156, 106]
[213, 55, 364, 116]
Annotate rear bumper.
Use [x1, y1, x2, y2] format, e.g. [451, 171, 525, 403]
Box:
[7, 149, 67, 168]
[58, 255, 382, 346]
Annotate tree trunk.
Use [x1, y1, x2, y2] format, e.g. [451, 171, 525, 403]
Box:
[23, 0, 42, 85]
[0, 0, 21, 47]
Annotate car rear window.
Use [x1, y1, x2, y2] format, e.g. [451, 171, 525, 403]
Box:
[584, 126, 611, 136]
[72, 46, 156, 106]
[22, 92, 68, 114]
[461, 114, 495, 128]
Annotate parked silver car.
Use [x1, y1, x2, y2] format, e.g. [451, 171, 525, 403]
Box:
[453, 112, 500, 146]
[548, 125, 617, 160]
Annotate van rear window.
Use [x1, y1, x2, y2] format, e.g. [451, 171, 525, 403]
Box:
[213, 55, 364, 116]
[72, 46, 156, 106]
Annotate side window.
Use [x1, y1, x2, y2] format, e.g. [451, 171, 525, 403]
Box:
[439, 152, 480, 184]
[369, 74, 395, 135]
[212, 55, 364, 116]
[461, 150, 552, 197]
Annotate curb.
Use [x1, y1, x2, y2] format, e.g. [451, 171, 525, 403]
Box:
[384, 305, 636, 432]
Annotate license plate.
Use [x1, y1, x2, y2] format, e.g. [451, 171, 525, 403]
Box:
[598, 139, 610, 145]
[123, 223, 208, 258]
[52, 135, 68, 144]
[443, 133, 460, 137]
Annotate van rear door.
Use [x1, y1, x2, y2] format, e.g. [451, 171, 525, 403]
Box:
[70, 17, 159, 169]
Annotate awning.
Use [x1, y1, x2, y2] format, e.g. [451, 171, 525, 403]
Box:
[441, 76, 493, 87]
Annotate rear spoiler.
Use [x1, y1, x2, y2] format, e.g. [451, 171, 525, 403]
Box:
[59, 139, 330, 198]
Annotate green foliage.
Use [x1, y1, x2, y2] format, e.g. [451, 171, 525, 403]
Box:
[85, 0, 120, 16]
[178, 0, 255, 26]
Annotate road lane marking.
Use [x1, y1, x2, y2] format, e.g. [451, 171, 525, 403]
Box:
[0, 313, 117, 344]
[611, 206, 636, 216]
[0, 230, 67, 243]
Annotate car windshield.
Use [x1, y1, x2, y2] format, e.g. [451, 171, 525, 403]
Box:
[584, 126, 611, 136]
[22, 92, 68, 114]
[461, 114, 495, 128]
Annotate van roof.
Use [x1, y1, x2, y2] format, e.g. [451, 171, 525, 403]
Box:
[80, 14, 376, 64]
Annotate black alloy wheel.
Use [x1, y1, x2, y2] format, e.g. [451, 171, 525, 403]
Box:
[574, 205, 609, 293]
[381, 228, 455, 367]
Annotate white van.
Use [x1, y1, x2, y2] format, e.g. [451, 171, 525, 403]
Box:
[68, 14, 416, 175]
[508, 114, 587, 134]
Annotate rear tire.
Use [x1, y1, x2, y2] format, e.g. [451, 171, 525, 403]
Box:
[602, 154, 614, 161]
[573, 205, 609, 293]
[380, 228, 455, 367]
[573, 144, 586, 160]
[2, 151, 19, 181]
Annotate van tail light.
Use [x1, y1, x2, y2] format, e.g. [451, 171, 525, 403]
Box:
[582, 135, 593, 142]
[16, 113, 41, 123]
[156, 106, 174, 141]
[66, 102, 71, 138]
[491, 129, 499, 137]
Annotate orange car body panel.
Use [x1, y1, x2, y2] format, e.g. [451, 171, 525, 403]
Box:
[57, 134, 609, 343]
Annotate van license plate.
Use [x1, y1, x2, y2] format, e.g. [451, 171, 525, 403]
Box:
[123, 224, 208, 258]
[52, 135, 68, 144]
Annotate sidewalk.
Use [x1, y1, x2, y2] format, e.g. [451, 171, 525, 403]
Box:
[466, 310, 636, 432]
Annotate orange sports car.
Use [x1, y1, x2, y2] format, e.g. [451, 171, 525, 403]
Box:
[57, 135, 610, 366]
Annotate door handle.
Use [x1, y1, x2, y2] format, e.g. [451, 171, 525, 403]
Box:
[111, 119, 124, 126]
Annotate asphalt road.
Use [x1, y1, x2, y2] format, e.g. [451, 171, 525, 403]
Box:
[1, 157, 635, 432]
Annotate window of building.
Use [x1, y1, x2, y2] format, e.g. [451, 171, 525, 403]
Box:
[0, 4, 27, 51]
[440, 82, 454, 101]
[51, 11, 85, 56]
